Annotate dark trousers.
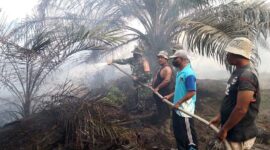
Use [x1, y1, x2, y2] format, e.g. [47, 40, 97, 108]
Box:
[153, 91, 170, 123]
[172, 111, 198, 150]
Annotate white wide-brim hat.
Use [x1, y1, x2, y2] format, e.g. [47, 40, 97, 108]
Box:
[225, 37, 253, 59]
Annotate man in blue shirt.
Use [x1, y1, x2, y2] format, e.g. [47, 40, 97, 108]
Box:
[164, 50, 198, 150]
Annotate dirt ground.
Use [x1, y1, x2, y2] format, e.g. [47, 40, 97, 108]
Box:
[0, 78, 269, 150]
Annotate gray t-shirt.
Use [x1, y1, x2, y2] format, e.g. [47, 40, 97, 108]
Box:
[220, 65, 260, 142]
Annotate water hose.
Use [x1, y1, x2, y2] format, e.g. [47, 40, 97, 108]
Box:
[110, 63, 232, 150]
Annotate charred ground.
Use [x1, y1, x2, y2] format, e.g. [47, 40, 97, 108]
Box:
[0, 78, 269, 150]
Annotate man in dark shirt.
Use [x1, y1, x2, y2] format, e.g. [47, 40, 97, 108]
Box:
[152, 50, 173, 134]
[210, 37, 260, 150]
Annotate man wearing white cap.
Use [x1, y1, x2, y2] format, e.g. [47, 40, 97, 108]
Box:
[152, 50, 174, 134]
[164, 50, 198, 150]
[210, 37, 261, 150]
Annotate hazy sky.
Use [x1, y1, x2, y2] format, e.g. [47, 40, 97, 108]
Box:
[0, 0, 38, 21]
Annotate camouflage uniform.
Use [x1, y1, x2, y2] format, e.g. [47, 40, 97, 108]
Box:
[113, 53, 151, 111]
[113, 57, 151, 83]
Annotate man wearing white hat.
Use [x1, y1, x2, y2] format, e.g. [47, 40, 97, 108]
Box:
[164, 50, 198, 150]
[152, 50, 174, 134]
[210, 37, 261, 150]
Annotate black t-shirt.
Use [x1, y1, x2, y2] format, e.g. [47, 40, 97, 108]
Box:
[153, 65, 174, 95]
[220, 65, 261, 142]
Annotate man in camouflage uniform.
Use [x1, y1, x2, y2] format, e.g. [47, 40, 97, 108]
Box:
[108, 46, 151, 111]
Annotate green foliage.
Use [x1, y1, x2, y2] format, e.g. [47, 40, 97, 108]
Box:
[138, 86, 152, 99]
[102, 86, 127, 106]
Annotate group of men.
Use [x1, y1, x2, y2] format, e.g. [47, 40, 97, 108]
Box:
[108, 37, 261, 150]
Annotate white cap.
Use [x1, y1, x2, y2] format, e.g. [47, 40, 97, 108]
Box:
[169, 50, 189, 60]
[157, 50, 169, 59]
[225, 37, 253, 59]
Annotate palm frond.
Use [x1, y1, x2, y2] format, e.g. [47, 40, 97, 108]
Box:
[172, 0, 270, 71]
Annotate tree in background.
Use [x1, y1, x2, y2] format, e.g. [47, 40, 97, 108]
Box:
[111, 0, 223, 68]
[35, 0, 270, 69]
[113, 0, 270, 71]
[36, 0, 130, 62]
[173, 0, 270, 71]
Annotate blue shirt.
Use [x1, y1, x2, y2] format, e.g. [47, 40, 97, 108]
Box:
[173, 64, 196, 117]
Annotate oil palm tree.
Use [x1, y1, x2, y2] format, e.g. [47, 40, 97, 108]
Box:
[36, 0, 130, 62]
[112, 0, 227, 65]
[114, 0, 270, 71]
[172, 0, 270, 71]
[38, 0, 270, 69]
[0, 0, 126, 118]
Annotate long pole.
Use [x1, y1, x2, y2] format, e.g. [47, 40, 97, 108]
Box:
[110, 63, 231, 150]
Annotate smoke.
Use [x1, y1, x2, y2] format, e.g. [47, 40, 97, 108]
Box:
[69, 62, 108, 79]
[258, 46, 270, 73]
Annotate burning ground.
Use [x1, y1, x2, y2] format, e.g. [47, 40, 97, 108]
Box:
[0, 78, 269, 150]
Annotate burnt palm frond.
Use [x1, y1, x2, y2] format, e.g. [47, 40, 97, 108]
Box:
[46, 88, 132, 149]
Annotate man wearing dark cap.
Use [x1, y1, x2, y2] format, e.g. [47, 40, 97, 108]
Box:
[210, 37, 261, 150]
[108, 46, 151, 111]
